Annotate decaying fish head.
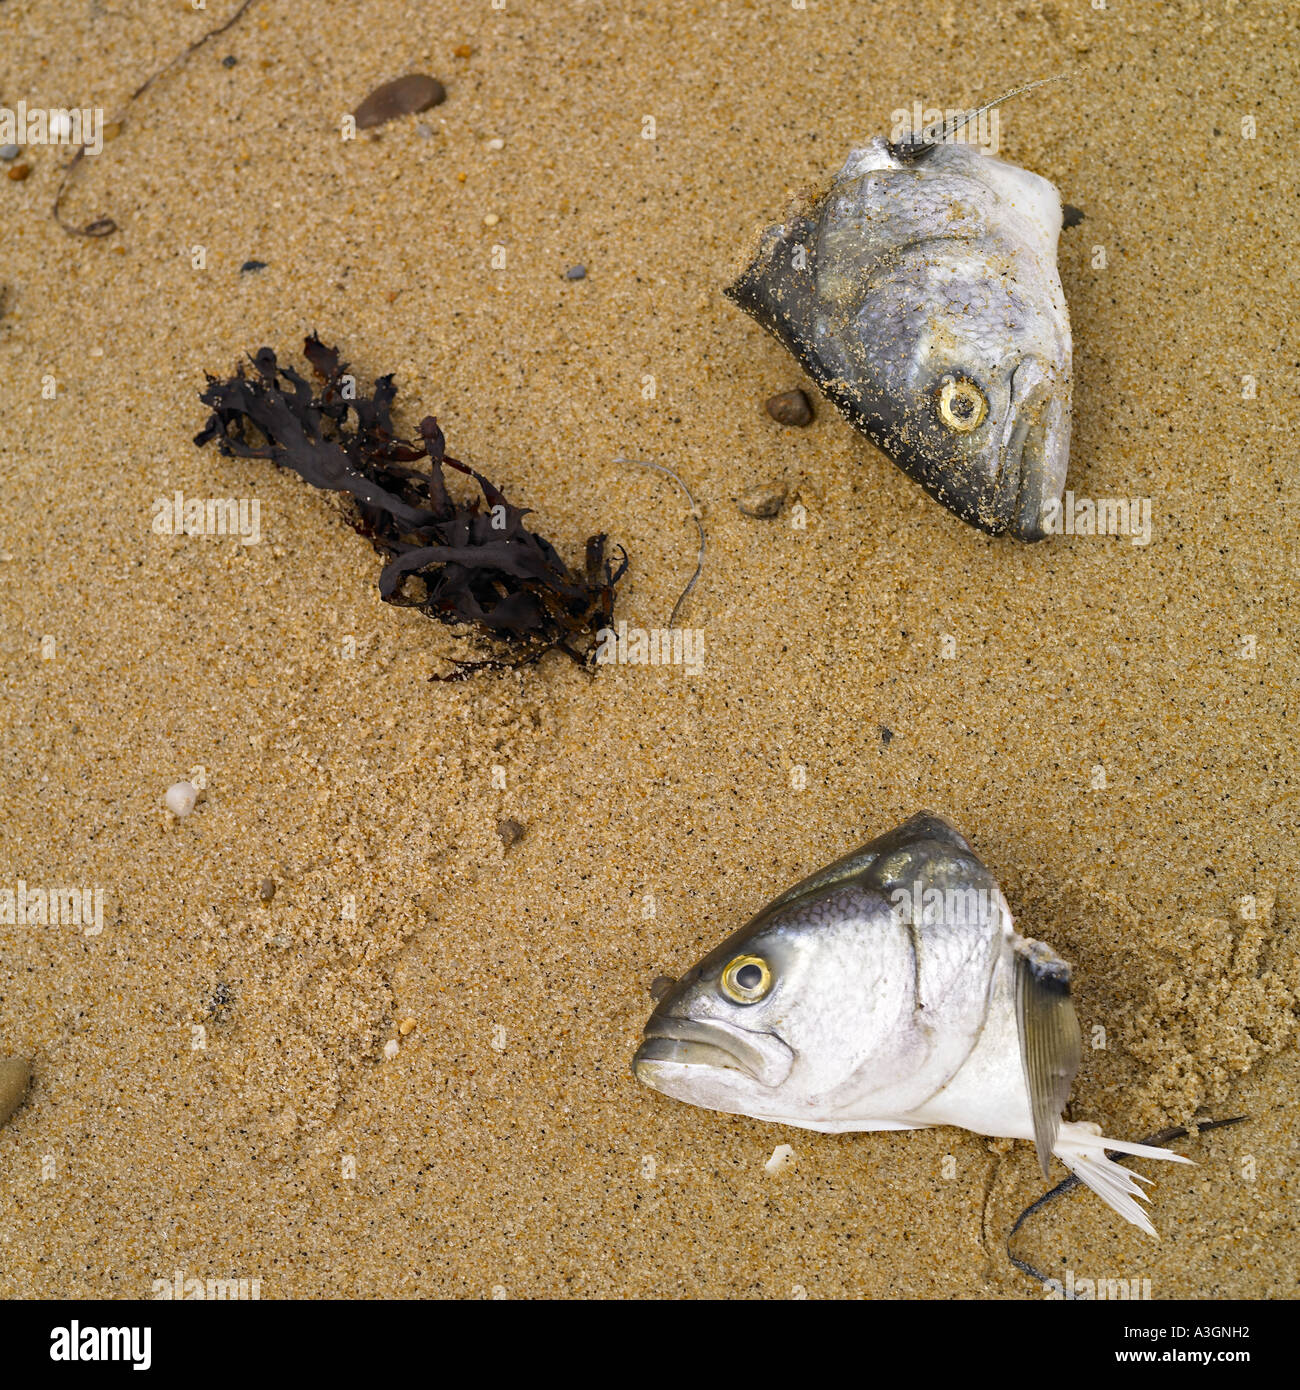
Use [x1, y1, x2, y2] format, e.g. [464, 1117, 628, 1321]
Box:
[726, 134, 1072, 540]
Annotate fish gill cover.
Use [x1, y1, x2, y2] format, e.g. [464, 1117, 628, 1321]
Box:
[194, 335, 627, 678]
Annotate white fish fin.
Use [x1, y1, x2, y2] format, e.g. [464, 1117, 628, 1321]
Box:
[1013, 935, 1082, 1177]
[1054, 1121, 1193, 1239]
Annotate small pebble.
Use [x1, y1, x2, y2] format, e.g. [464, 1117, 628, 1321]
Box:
[207, 983, 233, 1022]
[483, 212, 500, 227]
[764, 1143, 796, 1175]
[496, 818, 525, 850]
[880, 726, 894, 746]
[240, 259, 268, 273]
[257, 876, 276, 902]
[485, 137, 504, 151]
[0, 144, 19, 161]
[453, 43, 474, 58]
[353, 74, 447, 131]
[398, 1018, 416, 1036]
[222, 54, 238, 68]
[415, 123, 434, 139]
[7, 164, 31, 182]
[765, 388, 814, 427]
[164, 780, 198, 817]
[737, 482, 788, 518]
[563, 264, 587, 281]
[382, 1039, 400, 1061]
[1062, 204, 1086, 228]
[0, 1057, 32, 1129]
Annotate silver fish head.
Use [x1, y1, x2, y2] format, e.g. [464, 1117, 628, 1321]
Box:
[632, 813, 1013, 1128]
[726, 138, 1072, 540]
[635, 811, 1196, 1238]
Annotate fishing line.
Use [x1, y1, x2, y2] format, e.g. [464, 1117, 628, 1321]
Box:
[1007, 1115, 1247, 1293]
[616, 457, 705, 629]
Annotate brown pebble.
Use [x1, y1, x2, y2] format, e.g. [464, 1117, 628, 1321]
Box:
[765, 388, 814, 427]
[0, 1057, 32, 1128]
[353, 74, 447, 131]
[7, 164, 31, 182]
[496, 818, 526, 850]
[398, 1018, 416, 1036]
[737, 482, 788, 518]
[453, 43, 474, 58]
[258, 876, 276, 902]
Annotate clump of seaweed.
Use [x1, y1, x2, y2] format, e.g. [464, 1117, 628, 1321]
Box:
[195, 335, 626, 678]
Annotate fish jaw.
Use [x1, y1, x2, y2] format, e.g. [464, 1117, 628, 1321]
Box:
[633, 1011, 796, 1110]
[1000, 356, 1072, 540]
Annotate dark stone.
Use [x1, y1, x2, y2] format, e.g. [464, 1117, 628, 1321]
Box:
[354, 75, 447, 131]
[496, 818, 526, 850]
[765, 388, 813, 427]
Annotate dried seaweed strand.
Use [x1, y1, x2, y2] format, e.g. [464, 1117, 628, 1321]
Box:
[55, 0, 260, 236]
[195, 336, 627, 679]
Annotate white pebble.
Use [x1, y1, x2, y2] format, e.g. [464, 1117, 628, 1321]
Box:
[764, 1143, 795, 1175]
[483, 212, 500, 226]
[485, 137, 504, 151]
[164, 781, 198, 817]
[383, 1039, 399, 1061]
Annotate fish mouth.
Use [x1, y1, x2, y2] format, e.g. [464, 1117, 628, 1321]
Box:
[1001, 359, 1069, 541]
[633, 1014, 795, 1088]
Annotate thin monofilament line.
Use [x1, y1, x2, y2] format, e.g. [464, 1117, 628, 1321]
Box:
[617, 457, 705, 629]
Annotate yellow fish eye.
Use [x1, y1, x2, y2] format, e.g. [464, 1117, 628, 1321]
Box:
[720, 954, 772, 1004]
[937, 377, 987, 432]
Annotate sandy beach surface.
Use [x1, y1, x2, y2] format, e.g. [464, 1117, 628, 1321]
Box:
[0, 0, 1296, 1298]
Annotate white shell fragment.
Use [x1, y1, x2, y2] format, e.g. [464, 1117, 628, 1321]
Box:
[164, 781, 198, 817]
[382, 1039, 400, 1061]
[764, 1143, 796, 1175]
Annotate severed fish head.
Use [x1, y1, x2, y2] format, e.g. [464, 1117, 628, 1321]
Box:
[634, 812, 1196, 1237]
[727, 135, 1072, 540]
[633, 813, 1015, 1130]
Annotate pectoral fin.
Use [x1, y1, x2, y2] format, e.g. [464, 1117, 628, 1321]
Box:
[1013, 936, 1082, 1178]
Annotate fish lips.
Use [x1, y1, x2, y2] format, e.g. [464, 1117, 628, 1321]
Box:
[633, 1013, 795, 1090]
[1000, 357, 1070, 541]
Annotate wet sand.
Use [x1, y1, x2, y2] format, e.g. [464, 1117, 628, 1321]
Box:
[0, 0, 1296, 1297]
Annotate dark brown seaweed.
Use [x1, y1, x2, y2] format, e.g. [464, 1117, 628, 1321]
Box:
[196, 335, 626, 678]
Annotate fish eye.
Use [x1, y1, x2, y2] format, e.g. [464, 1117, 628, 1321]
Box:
[720, 954, 772, 1004]
[937, 377, 987, 433]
